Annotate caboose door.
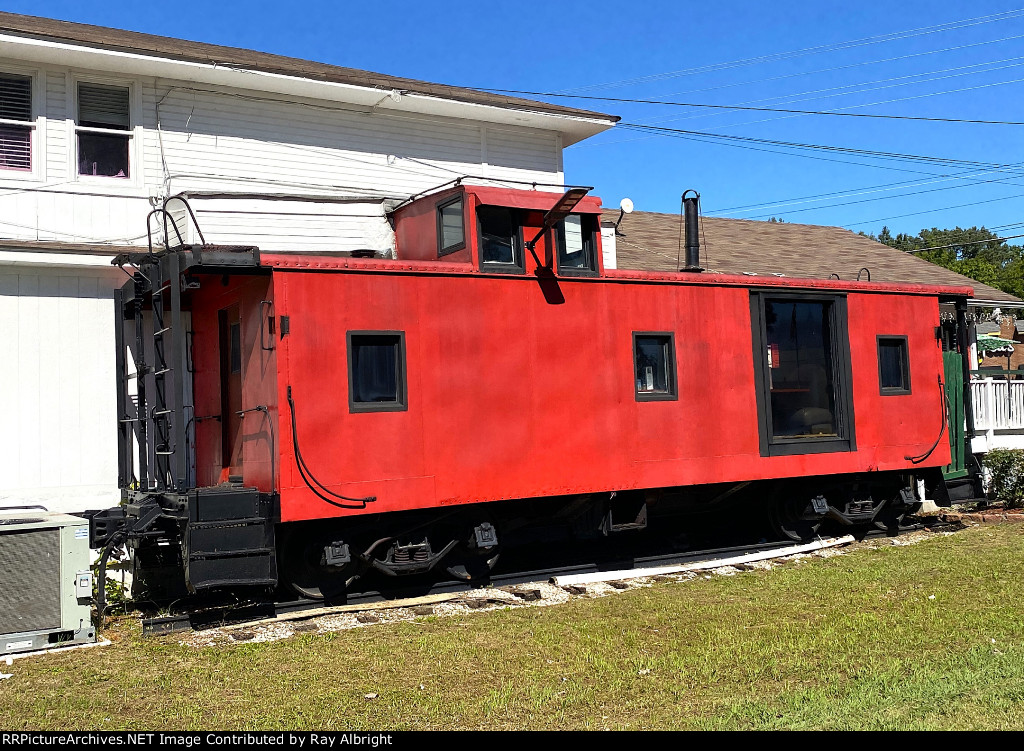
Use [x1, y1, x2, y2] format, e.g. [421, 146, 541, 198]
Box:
[942, 349, 968, 481]
[218, 304, 244, 473]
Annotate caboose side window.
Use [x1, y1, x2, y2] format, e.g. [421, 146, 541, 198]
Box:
[556, 214, 598, 276]
[347, 331, 407, 413]
[633, 332, 678, 401]
[750, 293, 855, 456]
[877, 336, 911, 395]
[478, 205, 523, 272]
[437, 197, 465, 256]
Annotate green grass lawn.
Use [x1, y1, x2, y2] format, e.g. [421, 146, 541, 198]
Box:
[4, 525, 1024, 730]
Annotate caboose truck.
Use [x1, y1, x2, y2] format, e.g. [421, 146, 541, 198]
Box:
[88, 189, 977, 602]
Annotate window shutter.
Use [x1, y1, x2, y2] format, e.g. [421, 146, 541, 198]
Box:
[78, 83, 130, 129]
[0, 75, 31, 122]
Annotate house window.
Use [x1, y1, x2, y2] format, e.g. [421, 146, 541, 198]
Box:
[556, 214, 598, 275]
[0, 74, 32, 171]
[347, 331, 407, 412]
[77, 82, 131, 178]
[750, 293, 855, 456]
[633, 332, 677, 401]
[437, 197, 465, 256]
[478, 205, 523, 272]
[877, 336, 911, 395]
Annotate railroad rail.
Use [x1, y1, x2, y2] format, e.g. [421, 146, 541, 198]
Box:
[135, 520, 955, 636]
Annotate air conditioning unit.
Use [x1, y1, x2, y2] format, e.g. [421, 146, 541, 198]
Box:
[0, 509, 95, 655]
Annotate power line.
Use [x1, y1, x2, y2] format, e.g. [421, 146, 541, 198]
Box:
[707, 164, 1024, 215]
[640, 129, 965, 177]
[618, 122, 1015, 169]
[744, 174, 1024, 220]
[900, 232, 1024, 253]
[579, 67, 1024, 150]
[843, 193, 1024, 227]
[485, 89, 1024, 125]
[607, 121, 1024, 226]
[620, 123, 1024, 185]
[555, 8, 1024, 93]
[639, 32, 1024, 102]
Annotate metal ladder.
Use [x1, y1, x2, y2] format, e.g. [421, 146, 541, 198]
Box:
[114, 195, 206, 493]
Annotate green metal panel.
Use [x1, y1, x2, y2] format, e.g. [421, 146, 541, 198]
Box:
[943, 350, 968, 480]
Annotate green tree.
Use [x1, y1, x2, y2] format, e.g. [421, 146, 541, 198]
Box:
[872, 224, 1024, 301]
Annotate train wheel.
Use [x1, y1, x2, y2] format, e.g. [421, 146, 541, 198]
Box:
[770, 492, 826, 542]
[445, 545, 500, 583]
[873, 506, 915, 534]
[279, 529, 353, 601]
[444, 521, 500, 582]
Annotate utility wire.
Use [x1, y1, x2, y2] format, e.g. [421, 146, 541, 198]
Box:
[618, 122, 1015, 169]
[633, 52, 1024, 127]
[899, 232, 1024, 253]
[484, 89, 1024, 126]
[630, 127, 1018, 180]
[707, 164, 1024, 215]
[843, 193, 1024, 227]
[630, 32, 1024, 102]
[741, 172, 1024, 220]
[554, 8, 1024, 93]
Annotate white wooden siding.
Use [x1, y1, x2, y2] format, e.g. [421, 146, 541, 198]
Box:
[45, 70, 66, 183]
[150, 85, 562, 199]
[179, 198, 395, 253]
[0, 63, 566, 250]
[485, 126, 561, 179]
[0, 266, 123, 514]
[2, 192, 150, 244]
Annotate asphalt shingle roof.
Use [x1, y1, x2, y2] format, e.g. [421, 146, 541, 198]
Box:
[606, 210, 1021, 304]
[0, 12, 617, 124]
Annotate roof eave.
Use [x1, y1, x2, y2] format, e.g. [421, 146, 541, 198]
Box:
[0, 15, 618, 144]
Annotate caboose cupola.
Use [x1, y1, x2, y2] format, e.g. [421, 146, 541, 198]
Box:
[390, 184, 605, 277]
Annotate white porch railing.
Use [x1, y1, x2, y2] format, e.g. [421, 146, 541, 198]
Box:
[971, 377, 1024, 431]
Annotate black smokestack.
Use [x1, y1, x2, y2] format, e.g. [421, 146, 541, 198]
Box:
[682, 190, 703, 272]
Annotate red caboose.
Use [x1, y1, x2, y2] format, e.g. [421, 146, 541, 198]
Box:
[94, 189, 974, 600]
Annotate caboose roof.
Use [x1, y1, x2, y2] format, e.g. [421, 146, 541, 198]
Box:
[260, 252, 972, 298]
[608, 209, 1022, 306]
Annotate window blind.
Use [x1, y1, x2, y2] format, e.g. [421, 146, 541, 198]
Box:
[0, 125, 30, 169]
[78, 83, 130, 129]
[0, 75, 31, 122]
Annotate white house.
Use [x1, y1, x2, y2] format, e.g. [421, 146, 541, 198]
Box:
[0, 12, 618, 514]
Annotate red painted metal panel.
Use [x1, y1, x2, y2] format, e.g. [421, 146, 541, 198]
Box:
[393, 186, 474, 264]
[260, 253, 971, 299]
[255, 266, 958, 524]
[846, 292, 949, 461]
[466, 185, 603, 214]
[390, 185, 605, 271]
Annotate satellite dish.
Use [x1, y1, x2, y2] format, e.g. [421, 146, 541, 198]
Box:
[615, 198, 634, 235]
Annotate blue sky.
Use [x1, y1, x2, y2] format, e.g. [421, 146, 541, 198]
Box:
[12, 1, 1024, 238]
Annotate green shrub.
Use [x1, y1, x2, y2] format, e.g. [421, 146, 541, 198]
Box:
[984, 448, 1024, 508]
[92, 566, 130, 612]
